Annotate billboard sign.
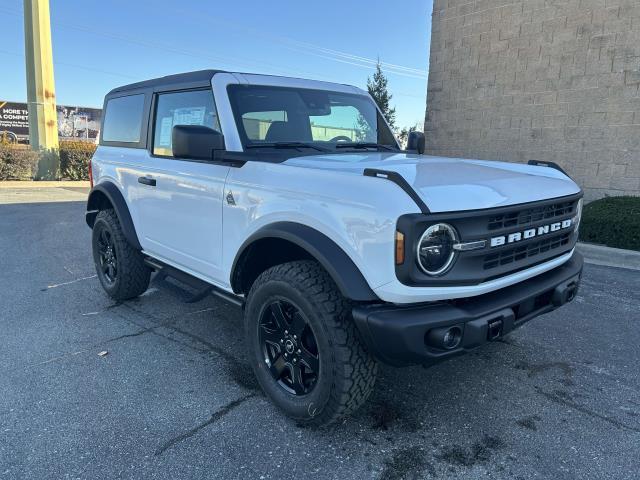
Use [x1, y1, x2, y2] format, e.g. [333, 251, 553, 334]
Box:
[0, 100, 102, 143]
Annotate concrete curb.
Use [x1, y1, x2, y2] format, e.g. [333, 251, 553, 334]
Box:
[0, 180, 90, 189]
[577, 242, 640, 271]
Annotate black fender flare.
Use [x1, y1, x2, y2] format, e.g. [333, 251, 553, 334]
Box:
[231, 222, 378, 302]
[85, 182, 142, 250]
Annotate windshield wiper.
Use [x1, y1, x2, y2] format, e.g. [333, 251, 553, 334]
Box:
[246, 142, 331, 152]
[334, 142, 398, 152]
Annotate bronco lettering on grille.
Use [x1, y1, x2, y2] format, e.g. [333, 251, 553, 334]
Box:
[490, 219, 573, 247]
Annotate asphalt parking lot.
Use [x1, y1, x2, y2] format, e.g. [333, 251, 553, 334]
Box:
[1, 188, 639, 480]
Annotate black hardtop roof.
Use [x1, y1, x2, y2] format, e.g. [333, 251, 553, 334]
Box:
[106, 69, 226, 96]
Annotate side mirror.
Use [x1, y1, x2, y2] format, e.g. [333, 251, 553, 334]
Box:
[406, 131, 426, 154]
[172, 125, 225, 160]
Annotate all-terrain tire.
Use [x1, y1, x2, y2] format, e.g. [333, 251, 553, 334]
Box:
[245, 260, 378, 426]
[92, 209, 151, 301]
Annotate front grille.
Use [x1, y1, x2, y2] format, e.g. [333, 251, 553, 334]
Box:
[483, 231, 572, 270]
[487, 200, 575, 231]
[395, 193, 582, 287]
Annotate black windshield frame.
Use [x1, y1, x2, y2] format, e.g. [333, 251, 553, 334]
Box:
[227, 84, 399, 151]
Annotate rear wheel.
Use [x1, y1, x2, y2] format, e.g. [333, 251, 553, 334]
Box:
[92, 209, 151, 301]
[245, 260, 378, 426]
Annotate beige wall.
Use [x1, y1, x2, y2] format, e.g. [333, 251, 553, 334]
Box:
[425, 0, 640, 201]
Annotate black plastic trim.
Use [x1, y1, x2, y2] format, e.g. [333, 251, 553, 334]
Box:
[395, 191, 583, 287]
[363, 168, 430, 213]
[527, 159, 570, 177]
[231, 222, 378, 302]
[85, 182, 142, 250]
[353, 252, 583, 366]
[144, 257, 244, 308]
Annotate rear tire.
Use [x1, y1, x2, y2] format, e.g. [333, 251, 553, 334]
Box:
[245, 260, 378, 426]
[92, 209, 151, 301]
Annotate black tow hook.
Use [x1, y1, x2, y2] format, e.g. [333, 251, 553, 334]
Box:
[487, 319, 503, 341]
[552, 279, 580, 306]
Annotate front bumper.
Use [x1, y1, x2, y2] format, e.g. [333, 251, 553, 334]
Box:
[352, 252, 583, 366]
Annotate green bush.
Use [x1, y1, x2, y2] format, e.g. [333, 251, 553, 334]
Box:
[0, 145, 39, 180]
[59, 140, 96, 180]
[580, 196, 640, 251]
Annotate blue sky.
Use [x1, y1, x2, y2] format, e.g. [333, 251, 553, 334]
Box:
[1, 0, 432, 129]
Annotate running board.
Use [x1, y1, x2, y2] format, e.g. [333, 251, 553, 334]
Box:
[144, 258, 244, 307]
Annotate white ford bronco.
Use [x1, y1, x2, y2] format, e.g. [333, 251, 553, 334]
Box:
[87, 70, 584, 425]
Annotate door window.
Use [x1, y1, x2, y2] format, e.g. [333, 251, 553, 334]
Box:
[152, 90, 220, 157]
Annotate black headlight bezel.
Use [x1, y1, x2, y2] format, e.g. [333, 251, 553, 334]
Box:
[416, 223, 459, 276]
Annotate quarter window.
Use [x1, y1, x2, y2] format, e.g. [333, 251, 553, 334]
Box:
[102, 94, 145, 144]
[153, 90, 220, 157]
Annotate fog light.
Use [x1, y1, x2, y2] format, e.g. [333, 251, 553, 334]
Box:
[443, 328, 462, 349]
[426, 326, 463, 350]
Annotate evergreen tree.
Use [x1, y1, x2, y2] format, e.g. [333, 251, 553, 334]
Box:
[367, 60, 396, 130]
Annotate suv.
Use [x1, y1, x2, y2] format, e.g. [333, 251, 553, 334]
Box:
[86, 70, 583, 425]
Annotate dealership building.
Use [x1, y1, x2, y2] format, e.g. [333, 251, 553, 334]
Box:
[425, 0, 640, 201]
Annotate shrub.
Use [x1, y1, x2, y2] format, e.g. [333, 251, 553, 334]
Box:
[59, 140, 96, 180]
[579, 196, 640, 251]
[0, 145, 39, 180]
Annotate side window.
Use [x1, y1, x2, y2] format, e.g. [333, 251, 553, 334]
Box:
[102, 94, 145, 144]
[152, 89, 220, 157]
[241, 111, 287, 141]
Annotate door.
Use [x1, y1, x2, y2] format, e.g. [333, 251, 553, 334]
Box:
[134, 88, 230, 283]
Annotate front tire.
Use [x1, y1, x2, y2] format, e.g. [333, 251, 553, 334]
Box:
[245, 261, 378, 426]
[92, 209, 151, 301]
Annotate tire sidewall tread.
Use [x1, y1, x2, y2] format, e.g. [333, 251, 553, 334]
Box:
[92, 209, 150, 301]
[245, 260, 377, 426]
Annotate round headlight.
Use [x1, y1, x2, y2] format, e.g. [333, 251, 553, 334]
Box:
[416, 223, 458, 276]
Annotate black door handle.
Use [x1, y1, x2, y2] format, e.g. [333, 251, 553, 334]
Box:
[138, 176, 156, 186]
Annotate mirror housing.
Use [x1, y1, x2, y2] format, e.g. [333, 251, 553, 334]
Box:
[172, 125, 225, 160]
[406, 131, 426, 154]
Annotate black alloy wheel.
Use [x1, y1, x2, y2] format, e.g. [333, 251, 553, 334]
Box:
[245, 261, 378, 425]
[259, 299, 320, 395]
[96, 227, 118, 284]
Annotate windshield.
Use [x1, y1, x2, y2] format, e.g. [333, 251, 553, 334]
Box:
[227, 85, 398, 150]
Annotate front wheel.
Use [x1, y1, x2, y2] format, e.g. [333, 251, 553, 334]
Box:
[245, 261, 378, 426]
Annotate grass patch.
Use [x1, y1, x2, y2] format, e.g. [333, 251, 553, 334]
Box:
[580, 196, 640, 251]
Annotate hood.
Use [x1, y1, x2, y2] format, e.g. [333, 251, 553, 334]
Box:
[284, 153, 581, 213]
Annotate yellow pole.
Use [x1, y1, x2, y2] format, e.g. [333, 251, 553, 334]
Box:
[24, 0, 59, 179]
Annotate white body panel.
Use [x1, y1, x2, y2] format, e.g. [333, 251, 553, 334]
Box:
[284, 153, 580, 212]
[92, 72, 582, 305]
[92, 146, 229, 283]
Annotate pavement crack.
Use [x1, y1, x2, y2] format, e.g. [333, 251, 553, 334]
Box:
[536, 387, 640, 433]
[154, 394, 256, 456]
[41, 274, 97, 291]
[109, 302, 259, 391]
